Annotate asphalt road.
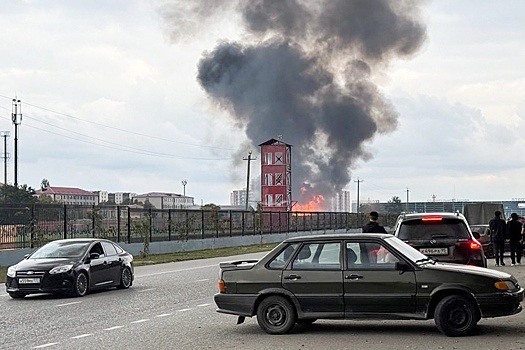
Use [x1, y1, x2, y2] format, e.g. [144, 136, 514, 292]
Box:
[1, 254, 524, 350]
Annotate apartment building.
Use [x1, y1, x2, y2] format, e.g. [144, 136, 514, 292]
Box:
[133, 192, 194, 209]
[35, 186, 99, 205]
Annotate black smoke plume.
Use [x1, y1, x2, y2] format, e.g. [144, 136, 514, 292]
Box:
[159, 0, 427, 207]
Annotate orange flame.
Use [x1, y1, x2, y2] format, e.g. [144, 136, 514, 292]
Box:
[293, 194, 325, 212]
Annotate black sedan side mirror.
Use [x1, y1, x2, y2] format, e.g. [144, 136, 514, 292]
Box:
[472, 232, 481, 240]
[90, 253, 100, 260]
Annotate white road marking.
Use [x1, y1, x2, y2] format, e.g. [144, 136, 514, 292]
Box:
[131, 319, 150, 324]
[195, 279, 209, 282]
[137, 288, 156, 293]
[177, 308, 192, 312]
[104, 326, 124, 331]
[156, 313, 173, 318]
[71, 334, 93, 339]
[33, 343, 59, 349]
[56, 301, 82, 307]
[135, 264, 216, 278]
[197, 303, 211, 307]
[0, 293, 8, 297]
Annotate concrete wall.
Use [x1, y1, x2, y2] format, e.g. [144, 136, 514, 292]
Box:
[0, 228, 358, 267]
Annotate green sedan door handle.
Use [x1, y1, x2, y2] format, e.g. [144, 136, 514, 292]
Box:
[284, 274, 302, 280]
[345, 274, 363, 280]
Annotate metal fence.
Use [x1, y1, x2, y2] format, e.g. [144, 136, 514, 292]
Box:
[0, 204, 400, 250]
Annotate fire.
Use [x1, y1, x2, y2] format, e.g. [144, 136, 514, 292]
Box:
[293, 194, 325, 212]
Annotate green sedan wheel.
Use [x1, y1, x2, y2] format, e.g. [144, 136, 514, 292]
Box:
[257, 296, 296, 334]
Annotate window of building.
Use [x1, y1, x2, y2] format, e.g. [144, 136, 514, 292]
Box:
[275, 152, 284, 165]
[265, 152, 273, 165]
[275, 194, 283, 206]
[275, 173, 283, 185]
[265, 173, 273, 186]
[265, 194, 273, 206]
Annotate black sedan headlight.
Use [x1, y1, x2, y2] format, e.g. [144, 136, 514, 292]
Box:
[49, 265, 74, 275]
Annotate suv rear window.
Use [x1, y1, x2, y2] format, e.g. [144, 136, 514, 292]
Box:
[397, 218, 470, 240]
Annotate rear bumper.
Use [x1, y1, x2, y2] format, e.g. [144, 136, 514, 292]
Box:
[478, 288, 524, 317]
[214, 293, 258, 317]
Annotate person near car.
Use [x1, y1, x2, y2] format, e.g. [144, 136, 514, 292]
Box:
[489, 210, 507, 266]
[362, 211, 388, 233]
[507, 213, 522, 266]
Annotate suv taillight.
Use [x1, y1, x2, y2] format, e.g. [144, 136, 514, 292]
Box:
[455, 239, 482, 251]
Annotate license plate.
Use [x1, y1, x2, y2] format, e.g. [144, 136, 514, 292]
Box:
[18, 278, 40, 284]
[420, 248, 448, 255]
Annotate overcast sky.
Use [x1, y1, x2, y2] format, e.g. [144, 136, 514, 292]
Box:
[0, 0, 524, 207]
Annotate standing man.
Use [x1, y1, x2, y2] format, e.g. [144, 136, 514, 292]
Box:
[507, 213, 522, 266]
[489, 210, 507, 267]
[362, 211, 388, 233]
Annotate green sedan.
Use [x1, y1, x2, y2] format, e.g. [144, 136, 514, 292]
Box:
[214, 233, 523, 337]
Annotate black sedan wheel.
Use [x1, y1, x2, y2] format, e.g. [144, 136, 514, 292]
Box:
[117, 267, 132, 289]
[9, 292, 26, 299]
[72, 272, 88, 297]
[435, 295, 479, 336]
[257, 296, 296, 334]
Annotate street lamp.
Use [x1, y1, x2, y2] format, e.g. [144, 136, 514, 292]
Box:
[182, 180, 187, 197]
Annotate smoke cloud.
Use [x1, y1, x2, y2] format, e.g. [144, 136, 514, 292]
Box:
[159, 0, 427, 207]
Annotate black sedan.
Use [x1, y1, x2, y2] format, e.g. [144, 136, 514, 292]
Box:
[5, 238, 134, 298]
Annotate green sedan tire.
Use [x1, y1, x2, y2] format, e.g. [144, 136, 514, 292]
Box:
[434, 295, 479, 337]
[257, 296, 296, 334]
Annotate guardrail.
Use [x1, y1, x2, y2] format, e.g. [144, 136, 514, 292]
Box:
[0, 204, 400, 249]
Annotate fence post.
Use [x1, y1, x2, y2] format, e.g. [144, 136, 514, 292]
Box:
[117, 206, 121, 242]
[168, 209, 172, 241]
[30, 204, 35, 248]
[241, 211, 245, 236]
[127, 206, 131, 244]
[92, 205, 96, 238]
[63, 204, 67, 239]
[149, 209, 153, 243]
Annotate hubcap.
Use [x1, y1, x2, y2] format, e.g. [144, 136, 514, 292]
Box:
[449, 305, 470, 328]
[266, 304, 286, 326]
[122, 269, 131, 287]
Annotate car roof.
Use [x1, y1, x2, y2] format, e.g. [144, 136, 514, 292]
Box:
[46, 238, 112, 244]
[397, 212, 466, 221]
[283, 233, 393, 243]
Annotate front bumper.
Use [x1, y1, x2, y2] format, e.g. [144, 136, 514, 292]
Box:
[477, 287, 524, 317]
[214, 293, 258, 317]
[6, 272, 75, 295]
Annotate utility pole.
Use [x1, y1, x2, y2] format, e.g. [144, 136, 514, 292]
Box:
[243, 151, 256, 211]
[181, 180, 187, 196]
[354, 178, 363, 213]
[11, 98, 22, 187]
[406, 187, 410, 212]
[0, 131, 9, 185]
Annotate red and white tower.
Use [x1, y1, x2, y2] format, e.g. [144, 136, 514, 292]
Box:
[259, 138, 292, 212]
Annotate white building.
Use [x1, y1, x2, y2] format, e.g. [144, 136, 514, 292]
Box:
[332, 190, 351, 212]
[230, 189, 256, 209]
[133, 192, 194, 209]
[35, 186, 99, 205]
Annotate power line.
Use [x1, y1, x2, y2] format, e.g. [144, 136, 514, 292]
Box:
[0, 94, 234, 151]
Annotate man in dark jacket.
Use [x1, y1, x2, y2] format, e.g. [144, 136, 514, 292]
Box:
[362, 211, 388, 233]
[489, 210, 507, 266]
[507, 212, 522, 266]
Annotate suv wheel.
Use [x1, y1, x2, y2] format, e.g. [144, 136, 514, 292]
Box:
[434, 295, 479, 336]
[257, 296, 296, 334]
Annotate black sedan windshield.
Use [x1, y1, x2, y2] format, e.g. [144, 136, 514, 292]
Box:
[31, 241, 89, 259]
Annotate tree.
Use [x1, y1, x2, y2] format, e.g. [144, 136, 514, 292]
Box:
[385, 196, 403, 214]
[0, 184, 38, 205]
[40, 178, 50, 190]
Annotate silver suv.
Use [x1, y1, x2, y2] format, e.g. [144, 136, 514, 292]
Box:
[393, 212, 487, 268]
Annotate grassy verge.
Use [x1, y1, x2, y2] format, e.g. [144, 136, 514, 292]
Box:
[0, 243, 278, 284]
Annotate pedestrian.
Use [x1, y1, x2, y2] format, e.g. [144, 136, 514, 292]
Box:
[362, 211, 388, 233]
[489, 210, 507, 266]
[507, 213, 522, 266]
